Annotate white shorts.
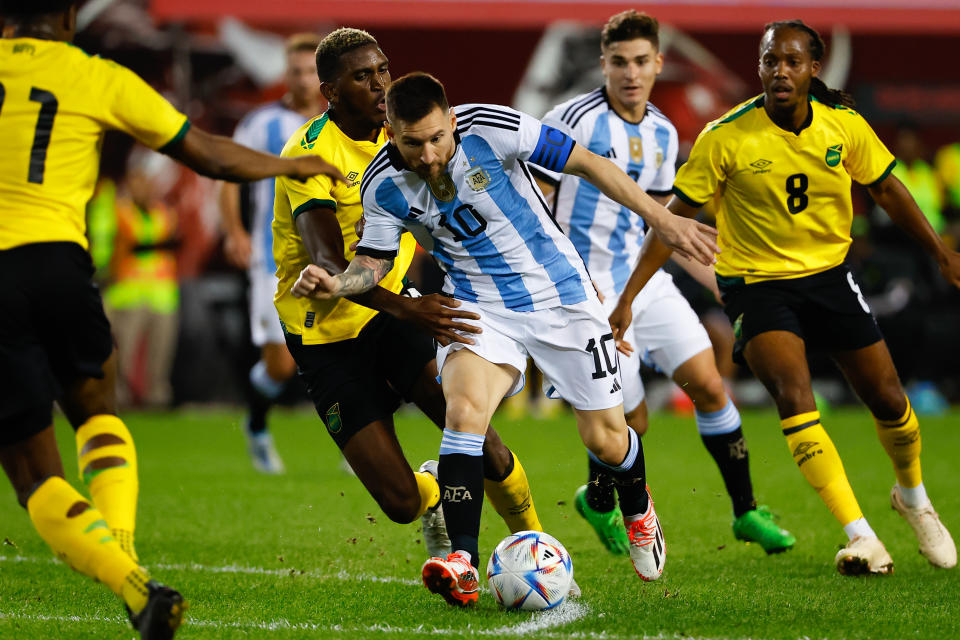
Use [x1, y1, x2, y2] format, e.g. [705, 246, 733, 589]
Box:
[602, 270, 712, 413]
[249, 269, 285, 347]
[436, 298, 623, 411]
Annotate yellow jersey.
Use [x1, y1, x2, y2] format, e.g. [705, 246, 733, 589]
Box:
[0, 38, 189, 251]
[674, 95, 895, 283]
[273, 113, 416, 344]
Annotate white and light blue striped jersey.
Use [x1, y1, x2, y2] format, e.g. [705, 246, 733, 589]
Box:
[357, 104, 592, 312]
[541, 88, 678, 299]
[232, 101, 308, 275]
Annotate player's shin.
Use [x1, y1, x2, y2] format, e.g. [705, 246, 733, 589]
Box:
[75, 415, 139, 562]
[483, 449, 543, 533]
[437, 428, 485, 567]
[584, 455, 618, 512]
[697, 400, 756, 517]
[782, 411, 869, 536]
[591, 428, 648, 516]
[414, 467, 441, 518]
[874, 397, 925, 503]
[28, 476, 151, 614]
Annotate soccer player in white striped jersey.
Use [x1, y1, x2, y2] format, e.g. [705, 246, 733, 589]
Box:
[536, 10, 795, 555]
[219, 34, 324, 474]
[293, 71, 720, 605]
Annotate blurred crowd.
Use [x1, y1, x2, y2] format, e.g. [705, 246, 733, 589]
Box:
[80, 4, 960, 411]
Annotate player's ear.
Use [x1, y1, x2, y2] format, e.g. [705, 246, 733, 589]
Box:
[449, 109, 457, 131]
[811, 59, 822, 78]
[385, 121, 395, 142]
[654, 51, 664, 74]
[320, 82, 337, 104]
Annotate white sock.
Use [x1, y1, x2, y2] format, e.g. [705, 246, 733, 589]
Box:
[898, 482, 930, 509]
[843, 517, 876, 541]
[250, 360, 285, 399]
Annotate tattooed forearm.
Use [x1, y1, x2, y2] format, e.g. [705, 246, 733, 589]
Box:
[332, 254, 394, 297]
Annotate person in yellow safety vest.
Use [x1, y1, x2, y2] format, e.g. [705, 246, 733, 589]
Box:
[934, 141, 960, 214]
[892, 125, 945, 234]
[104, 152, 180, 408]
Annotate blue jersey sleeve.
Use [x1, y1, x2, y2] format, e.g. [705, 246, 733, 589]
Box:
[527, 125, 575, 173]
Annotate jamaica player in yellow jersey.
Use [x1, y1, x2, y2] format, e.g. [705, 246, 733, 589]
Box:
[0, 2, 342, 638]
[277, 30, 554, 598]
[611, 20, 960, 576]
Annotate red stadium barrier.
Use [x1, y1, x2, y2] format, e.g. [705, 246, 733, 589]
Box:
[151, 0, 960, 32]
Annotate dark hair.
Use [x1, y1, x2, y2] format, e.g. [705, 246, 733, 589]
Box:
[1, 0, 75, 16]
[315, 27, 378, 83]
[385, 72, 449, 124]
[601, 10, 659, 51]
[762, 20, 855, 109]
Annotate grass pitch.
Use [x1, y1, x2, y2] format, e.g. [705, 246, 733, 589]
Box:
[1, 405, 958, 639]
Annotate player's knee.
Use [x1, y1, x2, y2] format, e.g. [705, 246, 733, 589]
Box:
[377, 489, 421, 524]
[686, 374, 727, 411]
[444, 395, 487, 433]
[863, 380, 907, 420]
[265, 359, 297, 383]
[580, 421, 628, 465]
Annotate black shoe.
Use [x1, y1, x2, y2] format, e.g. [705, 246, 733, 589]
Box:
[128, 581, 187, 640]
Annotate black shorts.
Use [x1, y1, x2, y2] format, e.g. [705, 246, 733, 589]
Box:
[0, 242, 114, 446]
[719, 264, 883, 366]
[286, 312, 435, 449]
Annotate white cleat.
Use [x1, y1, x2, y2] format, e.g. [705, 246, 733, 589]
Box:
[835, 536, 894, 575]
[625, 487, 665, 582]
[891, 486, 957, 569]
[418, 460, 452, 558]
[246, 430, 285, 475]
[567, 577, 582, 599]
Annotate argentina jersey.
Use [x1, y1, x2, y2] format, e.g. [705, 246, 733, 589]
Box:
[357, 104, 593, 312]
[541, 88, 678, 299]
[232, 102, 308, 275]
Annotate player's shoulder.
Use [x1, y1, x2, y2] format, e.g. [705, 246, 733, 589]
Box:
[698, 95, 766, 139]
[545, 88, 607, 131]
[643, 101, 677, 133]
[810, 97, 869, 128]
[359, 143, 404, 204]
[238, 101, 294, 129]
[454, 103, 523, 136]
[281, 112, 329, 158]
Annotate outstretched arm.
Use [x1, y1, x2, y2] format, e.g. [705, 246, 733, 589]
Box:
[562, 144, 719, 265]
[869, 174, 960, 288]
[164, 127, 346, 184]
[292, 207, 481, 344]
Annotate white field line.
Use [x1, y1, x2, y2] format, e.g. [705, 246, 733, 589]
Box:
[0, 604, 597, 637]
[0, 554, 594, 637]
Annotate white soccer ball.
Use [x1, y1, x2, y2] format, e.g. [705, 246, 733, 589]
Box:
[486, 530, 573, 611]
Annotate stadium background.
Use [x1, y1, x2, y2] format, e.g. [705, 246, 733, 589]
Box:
[68, 0, 960, 408]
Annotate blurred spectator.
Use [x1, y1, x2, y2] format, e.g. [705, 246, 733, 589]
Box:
[934, 139, 960, 216]
[103, 151, 181, 408]
[891, 123, 945, 234]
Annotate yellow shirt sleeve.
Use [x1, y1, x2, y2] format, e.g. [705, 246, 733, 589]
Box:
[278, 171, 337, 219]
[843, 110, 896, 187]
[673, 125, 728, 207]
[95, 58, 190, 151]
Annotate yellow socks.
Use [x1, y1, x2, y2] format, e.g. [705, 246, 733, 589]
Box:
[413, 470, 441, 519]
[28, 476, 151, 614]
[781, 411, 864, 527]
[484, 451, 543, 533]
[875, 397, 922, 489]
[76, 415, 139, 561]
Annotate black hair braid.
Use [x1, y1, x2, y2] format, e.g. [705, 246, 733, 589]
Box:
[763, 19, 856, 109]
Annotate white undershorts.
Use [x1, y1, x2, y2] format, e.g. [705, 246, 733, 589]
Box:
[249, 269, 285, 347]
[602, 270, 712, 413]
[436, 297, 624, 411]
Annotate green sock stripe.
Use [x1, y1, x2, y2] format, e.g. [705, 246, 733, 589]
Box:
[84, 519, 110, 534]
[82, 461, 130, 485]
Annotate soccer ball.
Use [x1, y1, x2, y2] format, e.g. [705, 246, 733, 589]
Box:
[486, 530, 573, 611]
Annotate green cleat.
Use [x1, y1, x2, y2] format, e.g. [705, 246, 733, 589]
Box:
[574, 484, 630, 556]
[733, 505, 796, 554]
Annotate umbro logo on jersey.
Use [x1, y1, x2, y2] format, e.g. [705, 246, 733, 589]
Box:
[750, 158, 772, 174]
[825, 144, 843, 167]
[346, 171, 359, 181]
[610, 379, 622, 394]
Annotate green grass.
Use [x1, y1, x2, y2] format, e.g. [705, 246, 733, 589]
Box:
[1, 406, 958, 639]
